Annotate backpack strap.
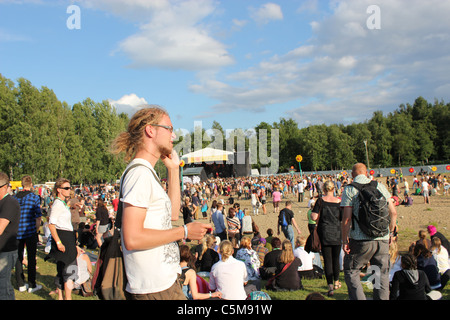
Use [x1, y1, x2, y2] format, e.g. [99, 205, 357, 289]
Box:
[115, 163, 161, 230]
[352, 180, 377, 188]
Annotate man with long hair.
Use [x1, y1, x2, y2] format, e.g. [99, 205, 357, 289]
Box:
[110, 105, 211, 300]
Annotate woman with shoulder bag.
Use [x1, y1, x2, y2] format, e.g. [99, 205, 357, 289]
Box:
[47, 178, 80, 300]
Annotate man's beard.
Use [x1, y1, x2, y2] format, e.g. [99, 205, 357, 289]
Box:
[158, 144, 172, 158]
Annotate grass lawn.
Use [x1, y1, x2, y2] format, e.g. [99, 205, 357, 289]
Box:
[12, 244, 450, 301]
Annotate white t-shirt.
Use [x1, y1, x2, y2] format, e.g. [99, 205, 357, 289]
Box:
[209, 256, 248, 300]
[49, 198, 73, 231]
[432, 247, 450, 275]
[120, 158, 180, 294]
[293, 246, 314, 271]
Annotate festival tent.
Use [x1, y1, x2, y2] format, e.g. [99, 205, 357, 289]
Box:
[181, 147, 233, 164]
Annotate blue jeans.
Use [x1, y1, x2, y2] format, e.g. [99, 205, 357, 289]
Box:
[281, 225, 295, 248]
[0, 251, 18, 300]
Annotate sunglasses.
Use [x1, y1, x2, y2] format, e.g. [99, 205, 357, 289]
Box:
[0, 182, 10, 188]
[152, 124, 174, 133]
[59, 187, 71, 190]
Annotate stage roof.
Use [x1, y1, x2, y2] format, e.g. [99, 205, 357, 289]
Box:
[181, 147, 233, 164]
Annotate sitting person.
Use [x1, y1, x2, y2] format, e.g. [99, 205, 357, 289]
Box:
[401, 194, 413, 206]
[195, 234, 219, 272]
[390, 253, 441, 300]
[389, 240, 402, 283]
[179, 245, 222, 300]
[415, 230, 432, 250]
[77, 222, 98, 250]
[264, 228, 274, 251]
[235, 236, 261, 292]
[266, 240, 303, 291]
[252, 235, 269, 267]
[209, 240, 248, 300]
[431, 237, 450, 290]
[411, 243, 442, 290]
[64, 250, 92, 298]
[293, 236, 316, 280]
[260, 237, 282, 280]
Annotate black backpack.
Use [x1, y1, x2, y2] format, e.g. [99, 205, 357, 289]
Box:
[350, 181, 390, 238]
[278, 209, 291, 227]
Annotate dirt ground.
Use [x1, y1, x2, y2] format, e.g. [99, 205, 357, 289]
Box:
[175, 175, 450, 253]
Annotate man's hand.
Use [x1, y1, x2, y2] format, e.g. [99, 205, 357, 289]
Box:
[342, 242, 350, 255]
[161, 149, 180, 171]
[186, 222, 212, 241]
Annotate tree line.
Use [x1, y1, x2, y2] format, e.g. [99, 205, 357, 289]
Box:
[1, 74, 448, 183]
[0, 75, 129, 184]
[175, 100, 449, 174]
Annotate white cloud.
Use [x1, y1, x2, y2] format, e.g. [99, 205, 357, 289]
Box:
[192, 0, 450, 127]
[108, 93, 148, 115]
[232, 19, 247, 28]
[250, 3, 283, 25]
[79, 0, 234, 71]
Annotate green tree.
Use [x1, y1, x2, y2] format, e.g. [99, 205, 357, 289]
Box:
[273, 118, 301, 172]
[0, 74, 20, 179]
[326, 124, 355, 170]
[344, 123, 374, 168]
[368, 111, 393, 167]
[387, 110, 416, 166]
[301, 124, 328, 171]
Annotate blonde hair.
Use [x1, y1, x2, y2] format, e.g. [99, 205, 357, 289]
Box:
[219, 240, 234, 261]
[295, 236, 306, 248]
[199, 234, 216, 260]
[389, 240, 399, 264]
[239, 236, 252, 249]
[431, 237, 442, 254]
[279, 240, 295, 264]
[323, 180, 335, 193]
[110, 105, 168, 162]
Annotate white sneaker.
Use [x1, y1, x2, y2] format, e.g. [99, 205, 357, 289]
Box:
[28, 284, 42, 293]
[19, 284, 29, 292]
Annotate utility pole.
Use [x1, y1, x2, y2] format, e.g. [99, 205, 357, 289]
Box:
[363, 140, 370, 170]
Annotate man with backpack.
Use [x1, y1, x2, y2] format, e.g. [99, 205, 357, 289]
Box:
[341, 163, 398, 300]
[277, 201, 301, 248]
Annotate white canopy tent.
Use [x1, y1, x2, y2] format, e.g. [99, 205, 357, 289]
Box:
[180, 147, 233, 164]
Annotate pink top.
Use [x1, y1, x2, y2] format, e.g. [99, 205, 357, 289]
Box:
[272, 191, 281, 202]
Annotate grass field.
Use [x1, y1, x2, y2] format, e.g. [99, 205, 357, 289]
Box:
[11, 242, 450, 301]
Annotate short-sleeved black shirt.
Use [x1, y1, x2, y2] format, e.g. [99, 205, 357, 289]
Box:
[0, 195, 21, 252]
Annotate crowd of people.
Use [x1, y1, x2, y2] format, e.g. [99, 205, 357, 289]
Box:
[1, 164, 448, 301]
[1, 105, 449, 301]
[174, 168, 450, 300]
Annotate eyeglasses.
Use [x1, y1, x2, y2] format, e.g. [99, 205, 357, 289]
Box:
[59, 187, 71, 190]
[0, 182, 10, 188]
[152, 124, 174, 133]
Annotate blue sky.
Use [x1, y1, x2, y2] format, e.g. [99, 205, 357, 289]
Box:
[1, 0, 449, 134]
